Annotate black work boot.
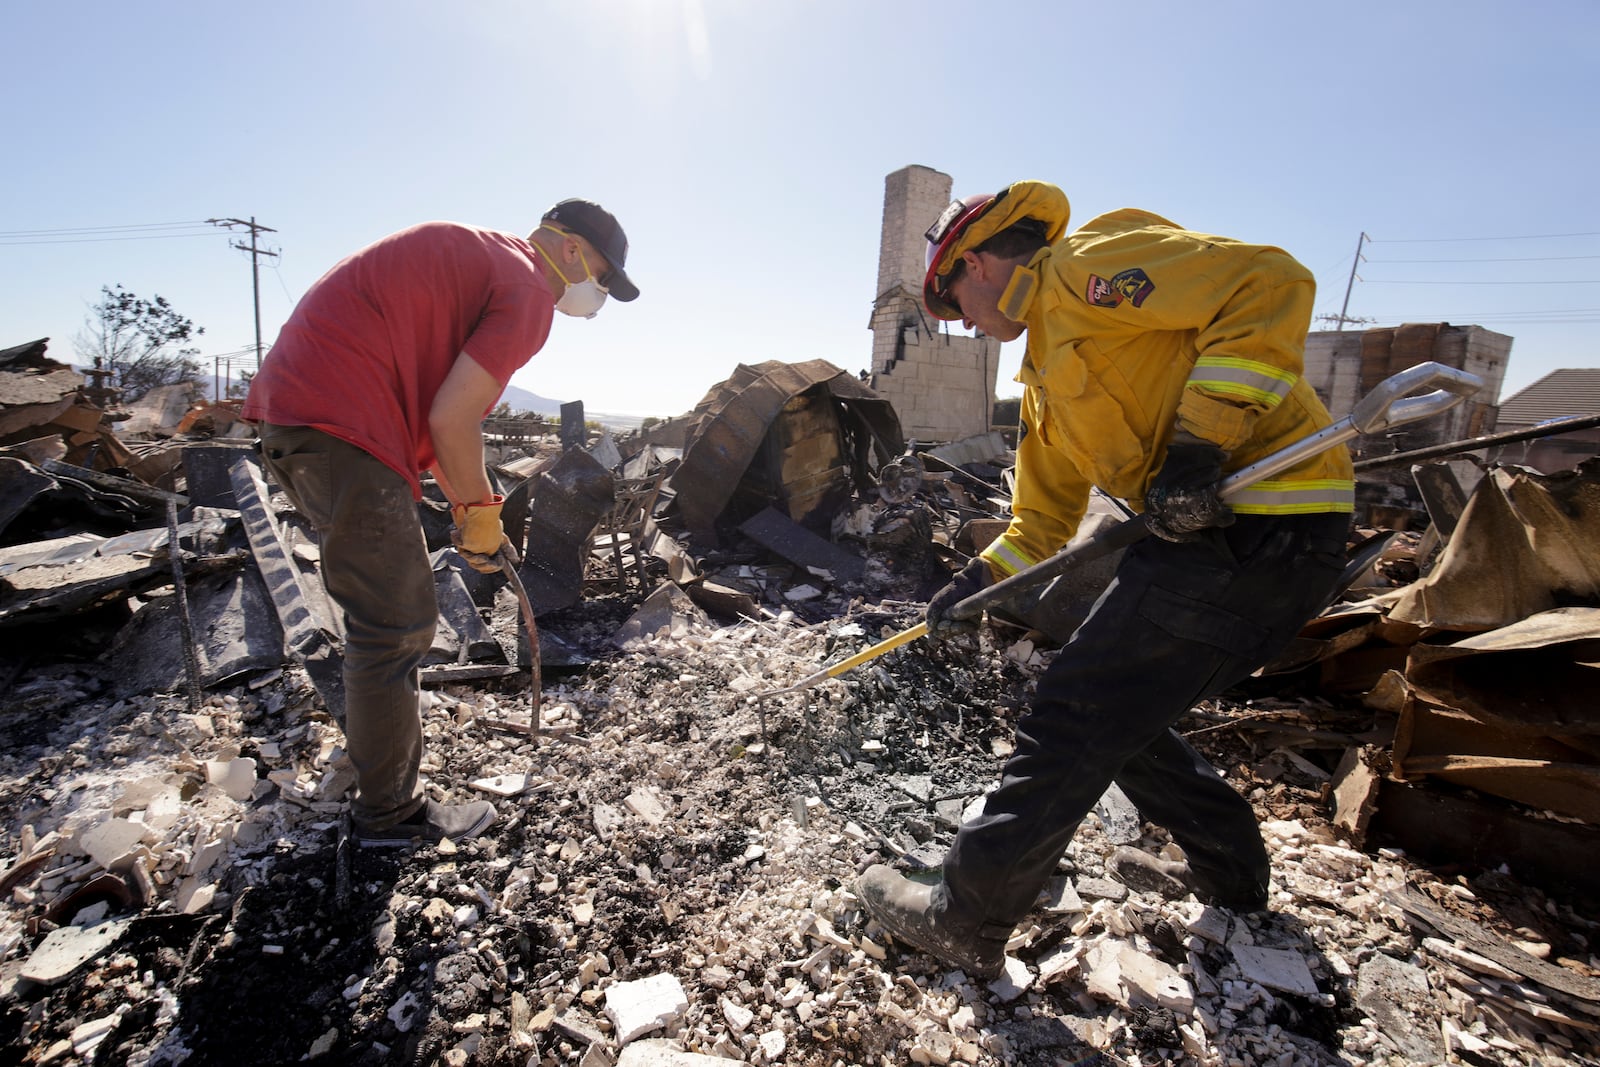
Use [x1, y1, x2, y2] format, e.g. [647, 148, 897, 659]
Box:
[1108, 846, 1269, 914]
[855, 864, 1008, 979]
[1107, 846, 1191, 900]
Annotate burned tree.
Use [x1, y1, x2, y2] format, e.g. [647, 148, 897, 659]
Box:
[73, 284, 205, 403]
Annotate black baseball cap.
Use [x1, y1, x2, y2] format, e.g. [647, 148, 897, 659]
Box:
[541, 198, 639, 301]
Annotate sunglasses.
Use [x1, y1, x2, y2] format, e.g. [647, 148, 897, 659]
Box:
[936, 259, 966, 317]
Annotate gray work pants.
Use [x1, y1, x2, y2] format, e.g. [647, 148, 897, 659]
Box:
[257, 423, 433, 830]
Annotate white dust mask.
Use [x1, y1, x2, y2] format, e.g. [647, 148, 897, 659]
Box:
[545, 237, 609, 319]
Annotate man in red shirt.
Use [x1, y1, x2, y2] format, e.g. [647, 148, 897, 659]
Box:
[242, 199, 638, 847]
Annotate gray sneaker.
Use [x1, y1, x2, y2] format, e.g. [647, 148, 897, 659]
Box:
[355, 799, 496, 849]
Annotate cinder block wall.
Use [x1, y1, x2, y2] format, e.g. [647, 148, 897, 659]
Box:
[868, 165, 1001, 444]
[1307, 323, 1512, 527]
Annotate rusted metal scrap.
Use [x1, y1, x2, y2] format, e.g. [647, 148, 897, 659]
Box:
[671, 359, 903, 545]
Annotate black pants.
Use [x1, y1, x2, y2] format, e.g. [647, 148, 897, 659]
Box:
[940, 513, 1349, 934]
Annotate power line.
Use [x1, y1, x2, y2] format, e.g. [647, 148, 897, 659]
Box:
[1369, 230, 1600, 243]
[0, 232, 224, 247]
[1360, 278, 1600, 285]
[1372, 254, 1600, 264]
[0, 220, 212, 237]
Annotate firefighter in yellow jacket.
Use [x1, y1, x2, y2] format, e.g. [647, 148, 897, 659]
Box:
[857, 181, 1354, 979]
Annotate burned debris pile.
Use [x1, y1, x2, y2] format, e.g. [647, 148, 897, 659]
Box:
[2, 349, 1598, 1066]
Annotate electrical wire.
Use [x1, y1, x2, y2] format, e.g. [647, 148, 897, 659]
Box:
[1323, 227, 1600, 320]
[1374, 254, 1600, 264]
[0, 220, 212, 236]
[1368, 230, 1600, 243]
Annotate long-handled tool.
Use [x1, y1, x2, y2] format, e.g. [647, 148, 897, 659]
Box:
[750, 361, 1484, 701]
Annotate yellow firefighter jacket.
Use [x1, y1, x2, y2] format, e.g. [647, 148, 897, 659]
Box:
[979, 208, 1354, 580]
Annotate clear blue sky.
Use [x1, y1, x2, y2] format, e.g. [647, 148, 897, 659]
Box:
[3, 1, 1595, 417]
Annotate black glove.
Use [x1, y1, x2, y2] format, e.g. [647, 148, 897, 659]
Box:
[1144, 439, 1236, 542]
[926, 558, 994, 635]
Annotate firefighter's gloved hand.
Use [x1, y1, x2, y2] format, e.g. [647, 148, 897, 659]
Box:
[926, 558, 994, 636]
[451, 497, 510, 574]
[1144, 439, 1235, 542]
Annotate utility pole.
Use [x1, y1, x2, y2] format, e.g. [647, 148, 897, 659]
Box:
[207, 216, 279, 374]
[1331, 231, 1369, 333]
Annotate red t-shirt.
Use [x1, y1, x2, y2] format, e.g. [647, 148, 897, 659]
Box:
[241, 221, 555, 495]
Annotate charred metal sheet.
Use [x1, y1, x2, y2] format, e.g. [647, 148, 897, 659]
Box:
[0, 532, 103, 577]
[738, 506, 866, 585]
[1410, 462, 1470, 540]
[181, 444, 257, 509]
[499, 468, 536, 555]
[673, 360, 903, 545]
[518, 447, 614, 614]
[1387, 461, 1600, 630]
[419, 664, 520, 685]
[428, 553, 505, 666]
[109, 569, 286, 696]
[0, 511, 230, 582]
[0, 554, 240, 626]
[588, 429, 621, 471]
[1369, 778, 1600, 898]
[41, 459, 186, 511]
[559, 400, 586, 451]
[229, 456, 346, 722]
[1386, 607, 1600, 821]
[1404, 607, 1600, 739]
[0, 338, 51, 369]
[0, 456, 56, 538]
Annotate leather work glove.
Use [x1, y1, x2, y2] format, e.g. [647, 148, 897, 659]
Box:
[450, 496, 510, 574]
[1144, 437, 1236, 543]
[926, 557, 994, 636]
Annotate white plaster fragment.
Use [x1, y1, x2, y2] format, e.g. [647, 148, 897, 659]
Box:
[604, 972, 688, 1045]
[1230, 944, 1320, 995]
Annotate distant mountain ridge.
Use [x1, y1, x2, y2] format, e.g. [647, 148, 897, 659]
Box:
[498, 383, 650, 432]
[498, 383, 563, 416]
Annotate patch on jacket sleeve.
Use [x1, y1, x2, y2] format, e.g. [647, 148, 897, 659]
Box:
[1086, 268, 1156, 309]
[1111, 268, 1155, 307]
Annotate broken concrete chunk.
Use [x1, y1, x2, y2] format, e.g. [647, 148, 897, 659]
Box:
[79, 818, 152, 870]
[987, 956, 1033, 1002]
[612, 582, 710, 648]
[204, 757, 258, 802]
[470, 773, 529, 798]
[1117, 948, 1194, 1012]
[19, 918, 131, 986]
[1356, 953, 1445, 1064]
[616, 1038, 735, 1066]
[604, 972, 688, 1045]
[1090, 782, 1142, 845]
[1229, 944, 1320, 996]
[1041, 877, 1084, 914]
[592, 802, 623, 842]
[624, 788, 668, 826]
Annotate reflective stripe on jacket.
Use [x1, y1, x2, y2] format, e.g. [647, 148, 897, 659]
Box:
[980, 209, 1353, 579]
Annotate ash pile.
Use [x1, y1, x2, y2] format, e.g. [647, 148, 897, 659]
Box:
[2, 349, 1599, 1066]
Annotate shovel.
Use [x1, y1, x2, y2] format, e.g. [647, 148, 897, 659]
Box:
[750, 361, 1484, 701]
